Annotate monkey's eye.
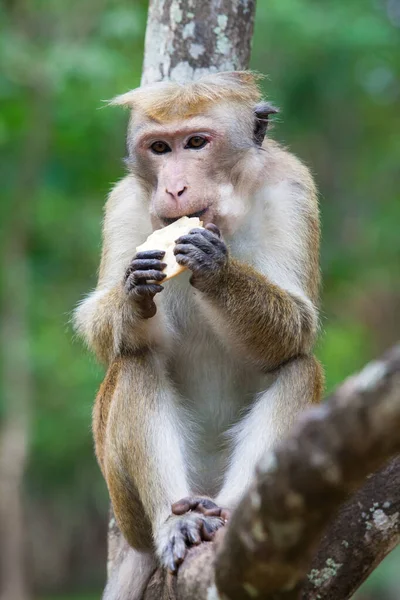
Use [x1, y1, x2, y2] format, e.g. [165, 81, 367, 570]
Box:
[185, 136, 208, 150]
[150, 141, 171, 155]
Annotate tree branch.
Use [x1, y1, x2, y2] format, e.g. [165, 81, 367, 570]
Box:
[141, 345, 400, 600]
[300, 455, 400, 600]
[215, 345, 400, 599]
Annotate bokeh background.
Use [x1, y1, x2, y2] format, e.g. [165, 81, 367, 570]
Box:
[0, 1, 399, 598]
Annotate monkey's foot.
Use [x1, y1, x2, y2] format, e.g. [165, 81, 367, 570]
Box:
[172, 496, 231, 522]
[156, 512, 224, 573]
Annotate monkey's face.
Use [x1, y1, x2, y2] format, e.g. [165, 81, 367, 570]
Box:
[129, 107, 266, 235]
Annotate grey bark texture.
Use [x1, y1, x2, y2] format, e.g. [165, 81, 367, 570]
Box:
[300, 455, 400, 600]
[137, 346, 400, 600]
[141, 0, 256, 85]
[105, 1, 400, 598]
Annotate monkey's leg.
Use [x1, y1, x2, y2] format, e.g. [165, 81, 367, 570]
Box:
[104, 352, 224, 572]
[216, 355, 323, 509]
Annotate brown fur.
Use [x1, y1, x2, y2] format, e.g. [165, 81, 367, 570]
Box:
[102, 355, 158, 551]
[196, 258, 318, 371]
[262, 139, 321, 305]
[75, 71, 325, 599]
[270, 355, 324, 437]
[110, 71, 262, 122]
[93, 358, 122, 473]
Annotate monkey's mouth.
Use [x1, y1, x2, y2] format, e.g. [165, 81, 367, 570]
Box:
[162, 207, 208, 226]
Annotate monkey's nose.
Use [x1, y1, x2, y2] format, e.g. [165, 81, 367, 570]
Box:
[166, 186, 187, 200]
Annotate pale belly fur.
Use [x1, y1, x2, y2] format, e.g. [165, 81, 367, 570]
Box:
[161, 273, 274, 497]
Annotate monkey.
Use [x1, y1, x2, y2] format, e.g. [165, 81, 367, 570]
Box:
[74, 71, 324, 599]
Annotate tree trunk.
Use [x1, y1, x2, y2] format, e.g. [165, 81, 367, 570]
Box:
[106, 0, 257, 583]
[141, 0, 256, 84]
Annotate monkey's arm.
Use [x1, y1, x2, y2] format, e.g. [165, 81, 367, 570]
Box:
[203, 257, 317, 369]
[73, 177, 167, 363]
[175, 226, 318, 371]
[73, 281, 166, 363]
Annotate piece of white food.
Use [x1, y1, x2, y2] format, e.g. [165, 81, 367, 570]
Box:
[136, 216, 204, 281]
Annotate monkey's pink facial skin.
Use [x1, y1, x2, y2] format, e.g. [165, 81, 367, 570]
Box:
[133, 123, 230, 228]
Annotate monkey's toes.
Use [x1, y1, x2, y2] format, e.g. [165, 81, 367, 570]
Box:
[157, 512, 224, 573]
[172, 496, 231, 522]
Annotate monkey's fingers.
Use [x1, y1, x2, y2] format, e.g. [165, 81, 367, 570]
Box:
[174, 233, 214, 254]
[173, 253, 197, 272]
[130, 270, 166, 284]
[200, 520, 217, 541]
[172, 497, 220, 515]
[191, 225, 223, 244]
[204, 507, 231, 522]
[171, 497, 194, 514]
[130, 259, 167, 271]
[205, 223, 221, 238]
[173, 245, 199, 259]
[169, 535, 187, 573]
[186, 526, 202, 546]
[189, 226, 225, 249]
[135, 249, 166, 260]
[202, 507, 221, 517]
[130, 283, 164, 297]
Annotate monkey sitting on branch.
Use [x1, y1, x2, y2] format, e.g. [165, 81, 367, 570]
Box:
[74, 71, 324, 600]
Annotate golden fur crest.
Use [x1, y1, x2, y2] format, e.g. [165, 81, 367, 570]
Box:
[109, 71, 263, 121]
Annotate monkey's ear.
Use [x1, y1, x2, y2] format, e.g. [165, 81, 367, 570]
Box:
[253, 102, 279, 146]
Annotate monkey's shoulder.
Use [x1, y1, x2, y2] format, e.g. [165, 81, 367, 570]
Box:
[106, 175, 145, 213]
[262, 139, 317, 201]
[103, 175, 152, 244]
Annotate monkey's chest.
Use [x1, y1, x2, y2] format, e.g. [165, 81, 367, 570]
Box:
[168, 326, 263, 495]
[170, 325, 254, 414]
[163, 278, 264, 428]
[162, 278, 268, 492]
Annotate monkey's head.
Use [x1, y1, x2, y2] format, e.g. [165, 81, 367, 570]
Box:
[111, 72, 278, 235]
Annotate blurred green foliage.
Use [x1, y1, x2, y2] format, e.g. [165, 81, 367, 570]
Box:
[0, 0, 399, 597]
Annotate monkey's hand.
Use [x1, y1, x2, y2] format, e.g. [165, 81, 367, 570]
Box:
[156, 511, 225, 573]
[174, 223, 228, 290]
[124, 250, 166, 319]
